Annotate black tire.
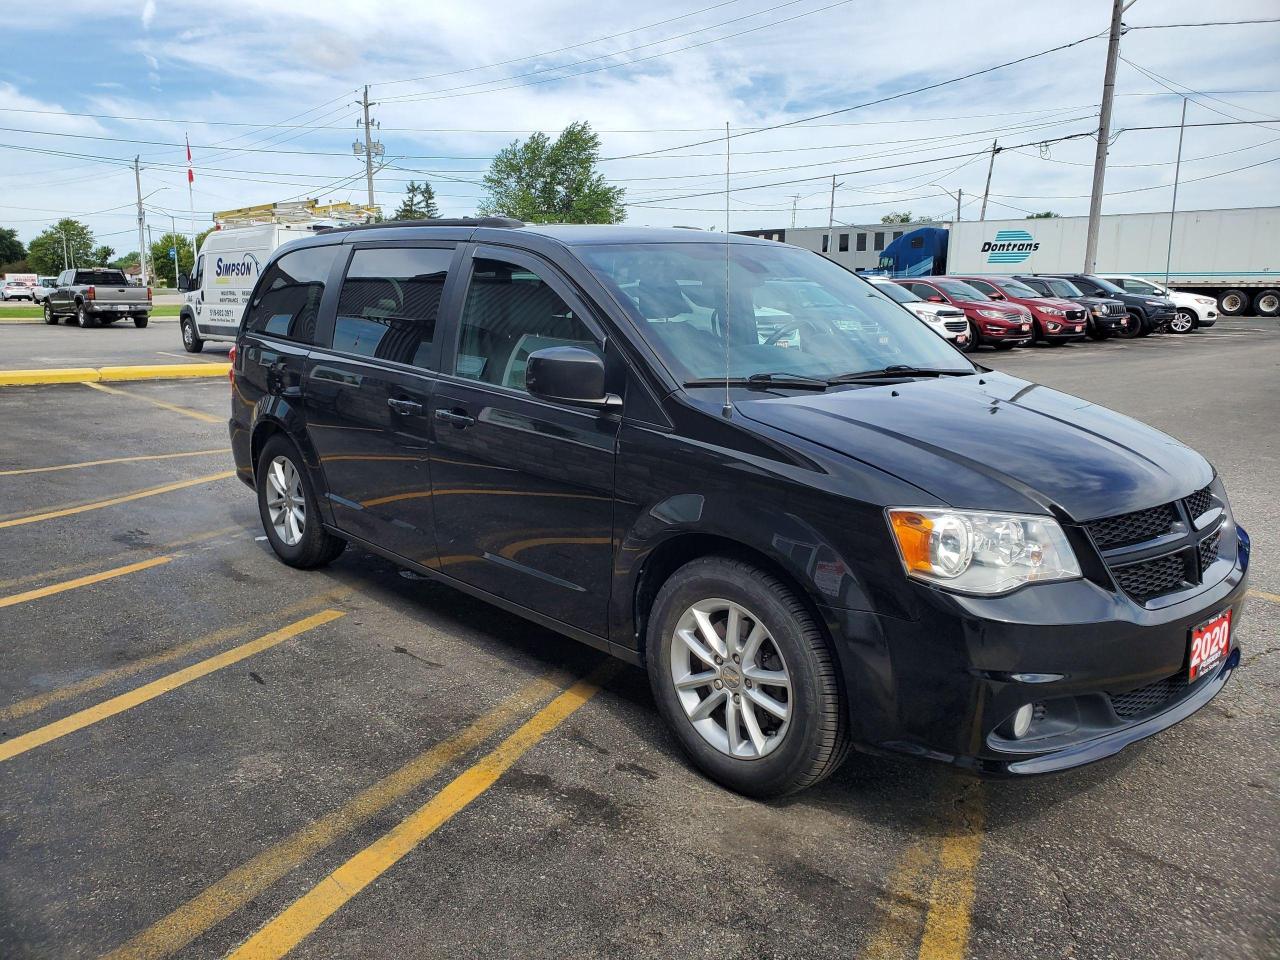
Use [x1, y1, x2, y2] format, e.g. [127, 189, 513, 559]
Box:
[961, 321, 979, 352]
[43, 303, 58, 325]
[1118, 310, 1144, 338]
[645, 556, 850, 798]
[1218, 289, 1249, 316]
[76, 303, 99, 329]
[181, 315, 203, 351]
[1253, 289, 1280, 318]
[134, 314, 149, 328]
[255, 434, 346, 570]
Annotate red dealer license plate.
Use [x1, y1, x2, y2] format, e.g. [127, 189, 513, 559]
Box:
[1188, 609, 1232, 682]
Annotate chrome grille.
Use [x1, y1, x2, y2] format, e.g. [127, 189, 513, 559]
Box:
[1086, 504, 1176, 549]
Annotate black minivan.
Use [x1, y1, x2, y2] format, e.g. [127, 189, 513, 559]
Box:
[230, 219, 1249, 797]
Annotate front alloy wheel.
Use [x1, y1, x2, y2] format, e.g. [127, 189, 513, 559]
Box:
[265, 455, 306, 546]
[670, 598, 793, 759]
[1170, 310, 1195, 334]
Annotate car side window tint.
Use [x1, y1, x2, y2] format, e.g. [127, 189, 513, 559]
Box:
[968, 280, 996, 296]
[454, 257, 599, 392]
[332, 247, 452, 368]
[244, 245, 336, 343]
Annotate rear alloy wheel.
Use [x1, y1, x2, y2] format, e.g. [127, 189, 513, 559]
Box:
[1254, 289, 1280, 317]
[76, 303, 98, 329]
[181, 316, 203, 352]
[43, 303, 57, 325]
[1170, 310, 1195, 334]
[1218, 289, 1249, 316]
[646, 556, 849, 797]
[255, 435, 346, 569]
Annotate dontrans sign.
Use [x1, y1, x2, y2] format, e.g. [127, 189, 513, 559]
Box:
[214, 252, 261, 283]
[983, 230, 1040, 264]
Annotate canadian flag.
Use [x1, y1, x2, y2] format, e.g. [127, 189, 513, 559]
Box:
[186, 134, 194, 184]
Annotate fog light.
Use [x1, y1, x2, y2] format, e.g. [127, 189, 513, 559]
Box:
[1010, 703, 1034, 739]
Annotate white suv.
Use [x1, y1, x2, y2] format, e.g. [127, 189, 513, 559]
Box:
[866, 275, 971, 349]
[1098, 275, 1218, 334]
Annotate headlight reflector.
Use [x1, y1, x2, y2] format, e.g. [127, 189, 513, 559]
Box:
[887, 508, 1081, 594]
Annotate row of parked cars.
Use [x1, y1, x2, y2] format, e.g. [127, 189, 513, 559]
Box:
[868, 272, 1219, 351]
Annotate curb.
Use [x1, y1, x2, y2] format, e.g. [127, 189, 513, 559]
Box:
[0, 363, 230, 387]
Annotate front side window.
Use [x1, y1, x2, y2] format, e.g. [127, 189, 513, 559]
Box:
[332, 246, 452, 367]
[1041, 278, 1083, 298]
[966, 279, 999, 297]
[454, 257, 598, 391]
[1118, 277, 1160, 295]
[245, 245, 336, 342]
[579, 242, 971, 383]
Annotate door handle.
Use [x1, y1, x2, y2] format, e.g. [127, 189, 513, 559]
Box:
[387, 397, 424, 415]
[434, 408, 475, 427]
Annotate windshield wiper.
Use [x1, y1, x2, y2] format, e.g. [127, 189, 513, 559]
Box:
[683, 372, 830, 390]
[827, 365, 974, 383]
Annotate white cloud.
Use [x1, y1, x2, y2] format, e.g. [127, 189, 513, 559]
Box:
[2, 0, 1279, 243]
[141, 0, 156, 30]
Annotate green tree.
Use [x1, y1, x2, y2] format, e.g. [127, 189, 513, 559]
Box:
[111, 251, 141, 271]
[393, 181, 440, 220]
[90, 244, 116, 265]
[26, 219, 94, 275]
[0, 227, 25, 265]
[1027, 211, 1060, 219]
[880, 211, 934, 224]
[479, 121, 625, 223]
[147, 232, 195, 286]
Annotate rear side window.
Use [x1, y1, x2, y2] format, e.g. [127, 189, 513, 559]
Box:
[73, 269, 128, 286]
[331, 247, 453, 367]
[454, 257, 598, 391]
[245, 246, 336, 342]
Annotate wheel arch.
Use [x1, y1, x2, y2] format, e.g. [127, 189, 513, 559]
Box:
[249, 414, 335, 526]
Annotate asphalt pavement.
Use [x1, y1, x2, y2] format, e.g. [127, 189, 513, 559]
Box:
[0, 319, 1275, 960]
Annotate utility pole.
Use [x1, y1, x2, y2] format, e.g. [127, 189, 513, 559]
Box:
[956, 188, 963, 222]
[134, 156, 148, 286]
[1084, 0, 1131, 272]
[979, 141, 1000, 221]
[353, 86, 383, 214]
[825, 175, 840, 258]
[790, 195, 800, 229]
[1164, 97, 1187, 286]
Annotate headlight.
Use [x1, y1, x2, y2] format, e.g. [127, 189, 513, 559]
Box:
[1039, 306, 1064, 316]
[1091, 304, 1106, 315]
[887, 508, 1082, 595]
[1196, 296, 1216, 305]
[977, 309, 1008, 319]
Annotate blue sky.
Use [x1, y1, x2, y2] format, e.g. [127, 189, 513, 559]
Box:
[2, 0, 1278, 252]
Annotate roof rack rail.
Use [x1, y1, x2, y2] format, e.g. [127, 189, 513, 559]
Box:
[320, 216, 525, 234]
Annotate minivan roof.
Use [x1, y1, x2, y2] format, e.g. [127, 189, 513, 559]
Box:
[318, 218, 777, 248]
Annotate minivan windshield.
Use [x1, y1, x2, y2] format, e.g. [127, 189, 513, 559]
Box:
[579, 242, 973, 383]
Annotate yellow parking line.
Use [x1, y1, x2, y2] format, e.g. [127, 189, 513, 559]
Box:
[0, 448, 226, 477]
[0, 525, 238, 593]
[1247, 589, 1280, 605]
[859, 841, 939, 960]
[82, 380, 223, 423]
[0, 609, 344, 764]
[0, 555, 171, 610]
[0, 471, 234, 530]
[102, 673, 564, 960]
[917, 785, 985, 960]
[227, 663, 616, 960]
[0, 588, 350, 723]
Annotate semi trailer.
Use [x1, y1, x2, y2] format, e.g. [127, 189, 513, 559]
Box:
[877, 206, 1279, 317]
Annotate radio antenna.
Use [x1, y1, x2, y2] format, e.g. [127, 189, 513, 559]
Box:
[721, 120, 733, 419]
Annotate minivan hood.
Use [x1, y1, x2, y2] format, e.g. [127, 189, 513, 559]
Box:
[735, 372, 1210, 520]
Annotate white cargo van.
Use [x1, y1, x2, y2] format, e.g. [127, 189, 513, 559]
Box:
[178, 223, 316, 352]
[177, 200, 378, 352]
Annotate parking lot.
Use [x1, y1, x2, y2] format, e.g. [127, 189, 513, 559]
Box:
[0, 319, 1276, 960]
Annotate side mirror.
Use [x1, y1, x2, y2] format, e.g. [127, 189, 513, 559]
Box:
[525, 346, 620, 411]
[990, 292, 1006, 299]
[177, 273, 191, 292]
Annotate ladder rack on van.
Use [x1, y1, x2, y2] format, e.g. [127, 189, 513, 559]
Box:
[212, 199, 380, 228]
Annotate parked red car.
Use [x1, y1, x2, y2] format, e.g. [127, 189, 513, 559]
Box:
[952, 275, 1088, 345]
[894, 277, 1032, 350]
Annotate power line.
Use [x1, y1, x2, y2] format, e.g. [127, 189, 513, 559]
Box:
[1129, 18, 1280, 29]
[605, 31, 1105, 160]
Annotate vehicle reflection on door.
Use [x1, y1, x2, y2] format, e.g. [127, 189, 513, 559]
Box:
[428, 391, 617, 638]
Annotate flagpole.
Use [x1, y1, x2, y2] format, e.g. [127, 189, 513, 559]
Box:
[186, 134, 197, 269]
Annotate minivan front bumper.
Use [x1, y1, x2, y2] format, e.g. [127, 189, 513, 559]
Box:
[820, 525, 1250, 775]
